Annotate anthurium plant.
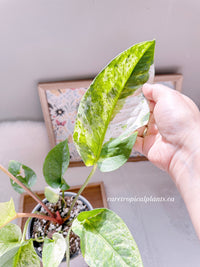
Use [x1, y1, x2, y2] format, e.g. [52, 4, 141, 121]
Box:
[0, 40, 155, 267]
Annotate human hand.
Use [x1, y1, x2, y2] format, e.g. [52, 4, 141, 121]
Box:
[134, 83, 200, 176]
[134, 83, 200, 239]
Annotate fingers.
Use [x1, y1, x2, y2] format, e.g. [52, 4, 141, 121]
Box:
[134, 112, 158, 157]
[134, 131, 159, 158]
[149, 101, 155, 113]
[137, 125, 147, 137]
[142, 83, 175, 103]
[134, 136, 144, 155]
[137, 113, 157, 137]
[148, 113, 158, 135]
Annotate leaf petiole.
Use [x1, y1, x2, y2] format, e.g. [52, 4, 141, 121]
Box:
[60, 191, 67, 208]
[66, 226, 72, 267]
[66, 164, 97, 217]
[21, 217, 31, 243]
[0, 164, 55, 219]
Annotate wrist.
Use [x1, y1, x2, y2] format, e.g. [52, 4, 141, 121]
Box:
[169, 136, 200, 239]
[169, 136, 200, 191]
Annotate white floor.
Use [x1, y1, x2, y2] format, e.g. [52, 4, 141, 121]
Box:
[0, 121, 199, 266]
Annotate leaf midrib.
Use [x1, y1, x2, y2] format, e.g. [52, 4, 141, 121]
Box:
[95, 43, 153, 163]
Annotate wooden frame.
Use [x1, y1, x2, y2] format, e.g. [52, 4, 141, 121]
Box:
[38, 74, 183, 166]
[154, 74, 183, 92]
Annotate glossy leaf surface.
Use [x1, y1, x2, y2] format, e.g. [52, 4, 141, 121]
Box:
[72, 208, 143, 267]
[73, 40, 155, 170]
[43, 139, 70, 190]
[8, 160, 37, 194]
[42, 233, 66, 267]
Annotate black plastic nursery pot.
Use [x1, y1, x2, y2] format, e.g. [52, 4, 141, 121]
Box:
[26, 192, 93, 262]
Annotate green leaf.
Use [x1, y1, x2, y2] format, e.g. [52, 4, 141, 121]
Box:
[0, 256, 17, 267]
[72, 208, 143, 267]
[12, 239, 40, 267]
[42, 233, 66, 267]
[0, 225, 39, 267]
[8, 160, 37, 194]
[0, 244, 21, 267]
[73, 40, 155, 170]
[0, 199, 16, 228]
[43, 139, 70, 189]
[98, 131, 138, 172]
[0, 224, 22, 267]
[0, 224, 22, 243]
[45, 186, 60, 204]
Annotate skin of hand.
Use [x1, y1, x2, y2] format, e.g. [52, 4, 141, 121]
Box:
[134, 83, 200, 239]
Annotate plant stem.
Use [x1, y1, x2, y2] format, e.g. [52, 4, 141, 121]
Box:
[34, 234, 45, 243]
[65, 217, 76, 225]
[66, 226, 72, 267]
[0, 164, 55, 218]
[60, 195, 67, 209]
[61, 190, 66, 208]
[66, 164, 97, 217]
[21, 217, 31, 242]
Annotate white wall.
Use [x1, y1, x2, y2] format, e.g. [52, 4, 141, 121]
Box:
[0, 0, 200, 121]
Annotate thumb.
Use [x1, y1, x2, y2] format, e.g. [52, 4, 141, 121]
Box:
[142, 83, 175, 103]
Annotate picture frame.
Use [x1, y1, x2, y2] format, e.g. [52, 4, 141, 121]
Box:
[38, 74, 183, 166]
[154, 74, 183, 92]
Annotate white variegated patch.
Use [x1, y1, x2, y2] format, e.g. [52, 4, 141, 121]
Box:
[104, 64, 154, 142]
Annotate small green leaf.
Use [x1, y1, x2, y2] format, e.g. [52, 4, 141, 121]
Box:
[73, 40, 155, 169]
[43, 139, 70, 189]
[0, 199, 16, 228]
[0, 224, 22, 243]
[0, 224, 22, 267]
[42, 233, 66, 267]
[72, 208, 143, 267]
[8, 160, 37, 194]
[45, 186, 60, 204]
[12, 239, 40, 267]
[98, 131, 138, 172]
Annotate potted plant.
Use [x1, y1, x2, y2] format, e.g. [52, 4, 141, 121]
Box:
[0, 39, 155, 267]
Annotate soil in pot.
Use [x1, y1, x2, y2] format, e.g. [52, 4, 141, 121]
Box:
[30, 195, 90, 259]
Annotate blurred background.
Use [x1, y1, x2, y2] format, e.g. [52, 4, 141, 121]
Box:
[0, 0, 199, 121]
